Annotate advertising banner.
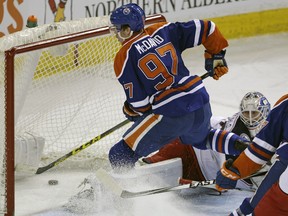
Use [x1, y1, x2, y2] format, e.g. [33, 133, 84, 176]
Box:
[0, 0, 287, 37]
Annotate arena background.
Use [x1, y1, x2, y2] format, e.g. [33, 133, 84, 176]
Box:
[0, 0, 287, 39]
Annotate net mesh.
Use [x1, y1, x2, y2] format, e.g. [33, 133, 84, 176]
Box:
[0, 16, 129, 169]
[0, 14, 165, 214]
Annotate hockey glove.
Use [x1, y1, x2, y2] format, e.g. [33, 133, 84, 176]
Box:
[205, 50, 228, 80]
[216, 158, 240, 191]
[123, 101, 140, 122]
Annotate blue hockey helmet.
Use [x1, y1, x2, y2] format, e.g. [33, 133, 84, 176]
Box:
[110, 3, 145, 32]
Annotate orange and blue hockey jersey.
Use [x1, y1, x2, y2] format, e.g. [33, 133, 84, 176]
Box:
[108, 19, 250, 168]
[113, 20, 228, 117]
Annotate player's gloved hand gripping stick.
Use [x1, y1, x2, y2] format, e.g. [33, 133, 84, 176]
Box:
[215, 158, 241, 191]
[205, 50, 228, 80]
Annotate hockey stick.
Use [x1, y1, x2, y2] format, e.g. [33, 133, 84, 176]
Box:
[36, 72, 209, 175]
[36, 71, 210, 174]
[36, 119, 130, 174]
[200, 72, 210, 80]
[95, 168, 268, 199]
[178, 170, 268, 185]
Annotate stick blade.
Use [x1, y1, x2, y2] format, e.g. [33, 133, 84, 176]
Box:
[120, 186, 179, 198]
[95, 168, 123, 196]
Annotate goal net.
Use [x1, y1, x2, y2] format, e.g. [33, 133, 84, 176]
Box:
[0, 14, 166, 215]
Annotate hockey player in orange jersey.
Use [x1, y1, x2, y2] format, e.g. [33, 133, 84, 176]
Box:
[108, 3, 252, 171]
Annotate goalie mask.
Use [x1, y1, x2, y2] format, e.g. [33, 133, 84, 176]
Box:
[110, 3, 145, 39]
[240, 91, 271, 135]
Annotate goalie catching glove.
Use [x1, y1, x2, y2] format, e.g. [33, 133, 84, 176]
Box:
[205, 50, 228, 80]
[215, 158, 240, 191]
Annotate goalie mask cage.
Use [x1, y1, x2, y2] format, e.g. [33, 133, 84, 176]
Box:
[0, 14, 166, 216]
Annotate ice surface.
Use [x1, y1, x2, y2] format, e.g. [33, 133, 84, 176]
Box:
[15, 32, 288, 216]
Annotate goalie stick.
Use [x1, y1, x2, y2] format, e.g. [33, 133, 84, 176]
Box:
[95, 168, 268, 199]
[36, 119, 130, 174]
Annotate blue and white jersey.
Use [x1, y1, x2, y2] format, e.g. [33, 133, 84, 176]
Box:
[232, 95, 288, 216]
[114, 20, 228, 117]
[248, 95, 288, 163]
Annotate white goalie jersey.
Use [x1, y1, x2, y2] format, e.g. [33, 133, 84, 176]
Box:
[144, 113, 260, 191]
[192, 116, 226, 181]
[193, 115, 258, 190]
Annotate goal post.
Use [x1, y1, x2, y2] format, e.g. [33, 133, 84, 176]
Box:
[1, 14, 166, 216]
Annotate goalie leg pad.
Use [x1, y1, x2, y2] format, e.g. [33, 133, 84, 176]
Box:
[15, 133, 45, 172]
